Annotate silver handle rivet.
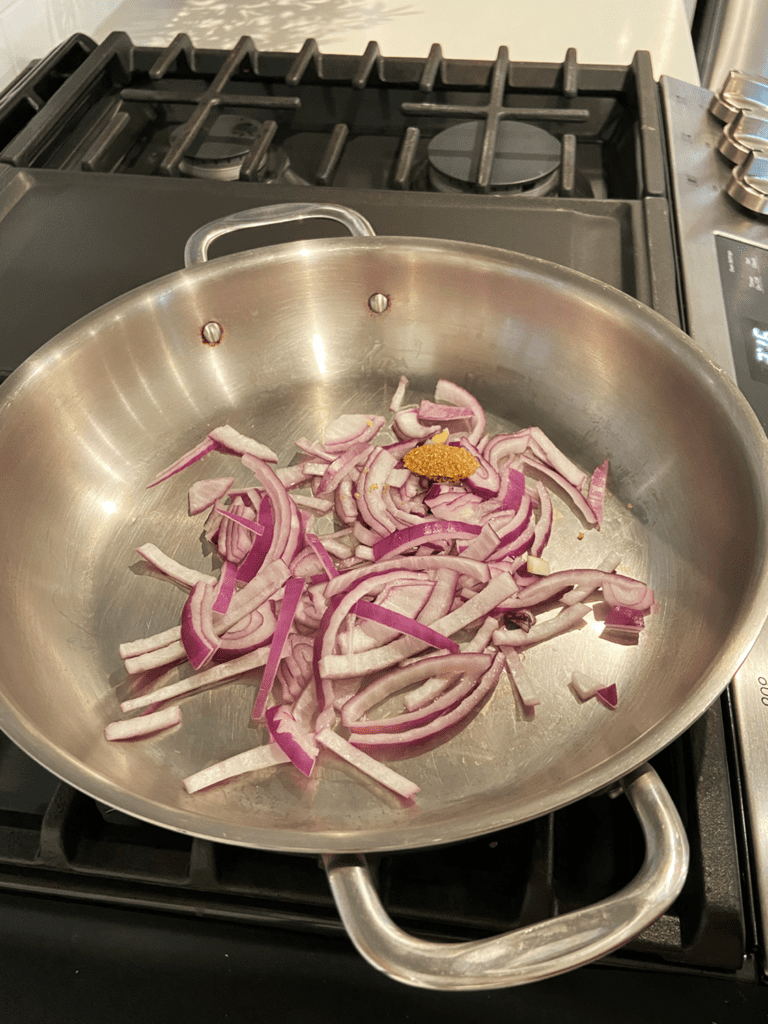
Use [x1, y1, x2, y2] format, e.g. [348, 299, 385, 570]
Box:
[202, 321, 223, 345]
[368, 293, 389, 313]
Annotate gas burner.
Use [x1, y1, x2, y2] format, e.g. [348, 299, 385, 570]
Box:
[427, 121, 561, 194]
[172, 113, 306, 184]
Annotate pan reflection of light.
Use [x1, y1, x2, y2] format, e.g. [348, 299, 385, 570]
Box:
[312, 333, 327, 375]
[101, 500, 117, 514]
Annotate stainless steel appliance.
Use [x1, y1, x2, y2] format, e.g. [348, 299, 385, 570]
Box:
[2, 31, 768, 1021]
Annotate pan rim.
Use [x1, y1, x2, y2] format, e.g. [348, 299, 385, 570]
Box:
[1, 234, 767, 854]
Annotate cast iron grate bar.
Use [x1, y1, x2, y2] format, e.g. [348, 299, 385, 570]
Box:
[81, 108, 131, 172]
[315, 123, 350, 184]
[285, 38, 320, 87]
[401, 46, 590, 193]
[148, 32, 198, 79]
[392, 125, 421, 189]
[560, 133, 577, 196]
[118, 35, 301, 177]
[353, 41, 380, 90]
[420, 44, 443, 92]
[239, 118, 278, 181]
[562, 47, 580, 98]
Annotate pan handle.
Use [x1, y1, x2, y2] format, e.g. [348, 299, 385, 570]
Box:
[323, 763, 688, 991]
[183, 203, 376, 266]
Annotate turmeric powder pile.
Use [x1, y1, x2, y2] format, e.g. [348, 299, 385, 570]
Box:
[402, 435, 479, 484]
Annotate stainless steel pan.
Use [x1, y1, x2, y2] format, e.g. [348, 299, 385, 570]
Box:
[0, 203, 767, 990]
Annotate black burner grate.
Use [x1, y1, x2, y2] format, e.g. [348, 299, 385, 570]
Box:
[0, 32, 664, 197]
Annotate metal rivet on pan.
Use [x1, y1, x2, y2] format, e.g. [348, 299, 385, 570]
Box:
[368, 293, 389, 313]
[201, 321, 223, 345]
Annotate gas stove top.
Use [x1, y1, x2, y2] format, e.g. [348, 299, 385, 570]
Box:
[0, 31, 767, 1023]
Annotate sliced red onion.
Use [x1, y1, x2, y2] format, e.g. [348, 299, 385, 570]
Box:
[180, 582, 218, 670]
[135, 543, 217, 590]
[603, 605, 646, 633]
[274, 464, 311, 488]
[601, 575, 656, 611]
[596, 683, 619, 709]
[350, 652, 504, 755]
[188, 477, 235, 516]
[389, 375, 409, 412]
[527, 427, 587, 490]
[105, 704, 181, 741]
[417, 401, 474, 421]
[119, 624, 182, 661]
[265, 704, 319, 777]
[293, 493, 334, 514]
[207, 425, 278, 464]
[316, 728, 419, 799]
[353, 601, 460, 656]
[372, 520, 482, 561]
[148, 437, 216, 489]
[571, 671, 604, 700]
[324, 414, 385, 452]
[212, 559, 238, 614]
[502, 647, 540, 708]
[433, 379, 485, 446]
[294, 437, 332, 460]
[307, 535, 339, 579]
[499, 466, 528, 510]
[562, 553, 621, 605]
[393, 408, 437, 441]
[121, 647, 272, 714]
[241, 454, 293, 566]
[521, 454, 598, 526]
[252, 578, 306, 720]
[315, 442, 370, 497]
[215, 605, 276, 659]
[340, 653, 492, 725]
[531, 482, 553, 558]
[320, 572, 517, 679]
[462, 523, 501, 561]
[460, 439, 500, 499]
[587, 458, 609, 527]
[491, 603, 590, 649]
[235, 496, 274, 583]
[184, 743, 290, 793]
[218, 505, 265, 536]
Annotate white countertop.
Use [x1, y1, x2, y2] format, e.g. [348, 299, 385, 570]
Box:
[0, 0, 700, 94]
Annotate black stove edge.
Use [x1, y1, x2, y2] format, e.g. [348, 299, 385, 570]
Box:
[2, 889, 767, 1024]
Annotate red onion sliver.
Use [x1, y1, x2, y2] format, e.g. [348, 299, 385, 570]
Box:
[571, 671, 604, 700]
[352, 601, 460, 656]
[320, 573, 517, 679]
[188, 476, 235, 516]
[252, 578, 306, 721]
[434, 379, 485, 446]
[105, 705, 181, 741]
[265, 704, 319, 777]
[350, 652, 504, 754]
[316, 728, 419, 799]
[148, 438, 216, 489]
[184, 743, 291, 793]
[207, 425, 278, 464]
[492, 603, 590, 649]
[135, 543, 216, 590]
[502, 647, 540, 708]
[389, 376, 409, 412]
[340, 653, 493, 725]
[121, 647, 272, 713]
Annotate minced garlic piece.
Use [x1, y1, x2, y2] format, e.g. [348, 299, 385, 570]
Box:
[403, 440, 479, 483]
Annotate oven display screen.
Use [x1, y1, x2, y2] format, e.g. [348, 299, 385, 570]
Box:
[746, 319, 768, 384]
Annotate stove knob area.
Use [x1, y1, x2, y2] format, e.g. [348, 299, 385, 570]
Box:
[726, 151, 768, 214]
[718, 110, 768, 164]
[709, 69, 768, 123]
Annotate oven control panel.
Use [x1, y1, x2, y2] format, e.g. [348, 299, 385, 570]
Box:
[663, 73, 768, 976]
[714, 233, 768, 432]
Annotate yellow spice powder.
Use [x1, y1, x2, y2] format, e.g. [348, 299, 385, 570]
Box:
[403, 441, 479, 483]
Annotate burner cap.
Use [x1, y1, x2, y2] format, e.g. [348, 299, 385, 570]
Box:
[174, 114, 263, 180]
[427, 121, 561, 193]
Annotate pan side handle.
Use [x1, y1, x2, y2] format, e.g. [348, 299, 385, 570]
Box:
[323, 763, 688, 991]
[183, 203, 376, 266]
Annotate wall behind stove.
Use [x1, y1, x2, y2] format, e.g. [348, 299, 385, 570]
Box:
[0, 0, 122, 89]
[0, 0, 701, 95]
